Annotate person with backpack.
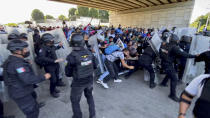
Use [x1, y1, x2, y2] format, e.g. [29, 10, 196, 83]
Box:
[2, 39, 51, 118]
[102, 48, 134, 85]
[65, 33, 97, 118]
[37, 33, 64, 98]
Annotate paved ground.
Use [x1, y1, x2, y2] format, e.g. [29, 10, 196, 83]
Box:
[4, 70, 194, 118]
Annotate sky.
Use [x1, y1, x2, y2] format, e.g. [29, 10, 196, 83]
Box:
[191, 0, 210, 23]
[0, 0, 76, 24]
[0, 0, 209, 24]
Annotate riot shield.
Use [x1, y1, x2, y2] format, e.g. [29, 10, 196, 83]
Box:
[182, 35, 210, 83]
[148, 32, 162, 53]
[0, 44, 10, 102]
[174, 28, 197, 39]
[41, 29, 72, 80]
[88, 35, 105, 74]
[0, 34, 8, 44]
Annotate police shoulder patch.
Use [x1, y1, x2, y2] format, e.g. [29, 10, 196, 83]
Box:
[16, 67, 26, 73]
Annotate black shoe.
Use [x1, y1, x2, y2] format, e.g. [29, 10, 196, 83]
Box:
[150, 83, 156, 89]
[38, 102, 46, 108]
[56, 80, 66, 87]
[159, 83, 168, 87]
[168, 95, 180, 102]
[51, 92, 60, 98]
[124, 74, 131, 79]
[90, 116, 96, 118]
[55, 88, 60, 93]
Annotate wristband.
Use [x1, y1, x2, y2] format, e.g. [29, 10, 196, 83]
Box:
[179, 113, 186, 116]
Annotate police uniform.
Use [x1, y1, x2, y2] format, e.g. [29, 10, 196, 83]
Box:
[139, 46, 157, 88]
[65, 34, 97, 118]
[3, 55, 46, 118]
[38, 44, 61, 97]
[160, 34, 196, 101]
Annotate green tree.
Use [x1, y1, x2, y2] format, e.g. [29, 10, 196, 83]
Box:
[98, 10, 109, 19]
[6, 23, 18, 27]
[58, 15, 68, 21]
[45, 15, 54, 19]
[68, 8, 77, 18]
[31, 9, 45, 23]
[77, 6, 89, 17]
[89, 8, 98, 18]
[190, 12, 210, 31]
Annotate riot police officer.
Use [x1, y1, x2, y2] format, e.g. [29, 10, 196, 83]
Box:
[179, 51, 210, 118]
[138, 45, 157, 89]
[2, 39, 51, 118]
[38, 33, 64, 98]
[65, 33, 97, 118]
[160, 34, 196, 102]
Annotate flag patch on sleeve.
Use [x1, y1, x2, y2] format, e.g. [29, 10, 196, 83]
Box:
[16, 67, 26, 73]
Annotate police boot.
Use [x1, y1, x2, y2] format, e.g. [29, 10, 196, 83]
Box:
[168, 95, 179, 102]
[159, 83, 168, 87]
[56, 79, 66, 87]
[51, 92, 60, 98]
[149, 83, 156, 89]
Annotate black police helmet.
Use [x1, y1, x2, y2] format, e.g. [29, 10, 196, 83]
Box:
[170, 34, 180, 43]
[41, 33, 55, 44]
[7, 39, 28, 52]
[20, 33, 28, 40]
[8, 33, 20, 40]
[70, 33, 85, 47]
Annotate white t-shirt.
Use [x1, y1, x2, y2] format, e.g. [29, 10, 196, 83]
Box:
[185, 74, 210, 98]
[106, 51, 124, 62]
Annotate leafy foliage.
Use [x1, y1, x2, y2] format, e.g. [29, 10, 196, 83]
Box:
[98, 10, 109, 19]
[68, 8, 77, 18]
[58, 15, 69, 21]
[6, 23, 18, 27]
[89, 8, 98, 18]
[77, 6, 89, 17]
[190, 12, 210, 31]
[31, 9, 45, 23]
[45, 15, 54, 19]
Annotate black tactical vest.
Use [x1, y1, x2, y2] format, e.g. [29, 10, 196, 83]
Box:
[193, 77, 210, 118]
[71, 50, 94, 79]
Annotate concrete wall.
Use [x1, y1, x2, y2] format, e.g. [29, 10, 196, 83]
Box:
[109, 0, 195, 29]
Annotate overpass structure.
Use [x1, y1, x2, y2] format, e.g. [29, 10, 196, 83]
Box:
[51, 0, 204, 28]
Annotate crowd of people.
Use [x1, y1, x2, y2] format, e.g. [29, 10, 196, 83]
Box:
[0, 23, 209, 118]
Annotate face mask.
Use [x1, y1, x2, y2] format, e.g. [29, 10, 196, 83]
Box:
[22, 51, 30, 58]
